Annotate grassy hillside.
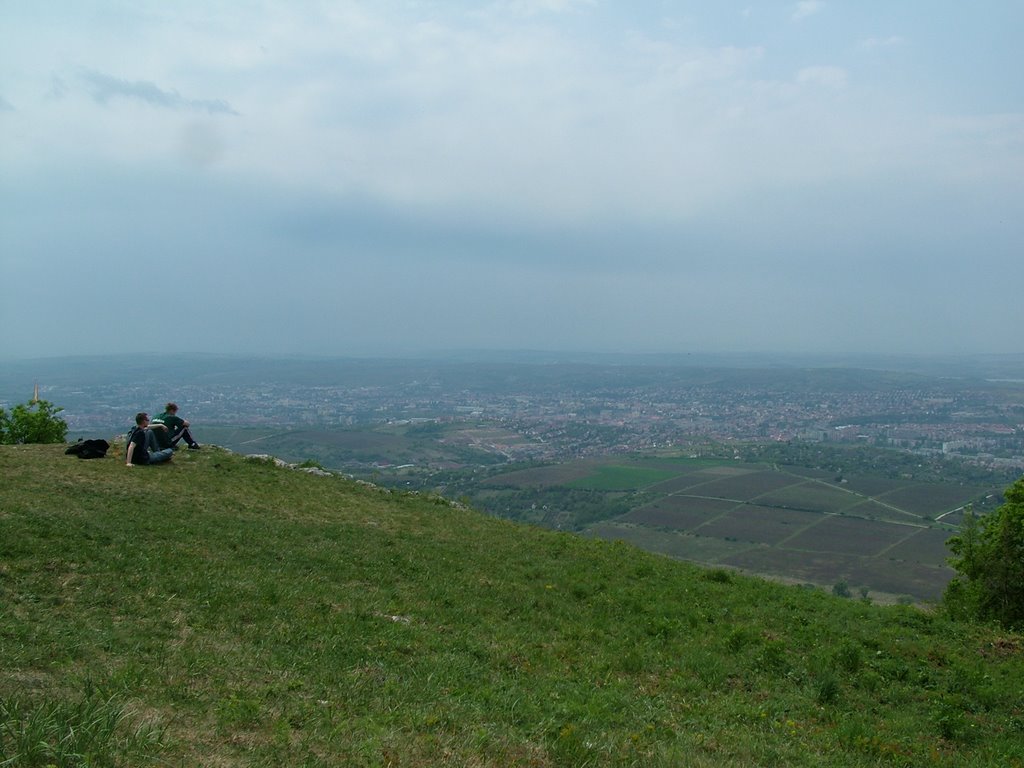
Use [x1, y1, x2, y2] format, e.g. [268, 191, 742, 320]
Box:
[1, 445, 1022, 767]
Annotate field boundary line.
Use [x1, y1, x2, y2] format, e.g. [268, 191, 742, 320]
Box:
[873, 526, 928, 559]
[775, 469, 924, 521]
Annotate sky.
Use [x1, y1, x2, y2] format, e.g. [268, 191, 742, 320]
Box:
[1, 1, 1022, 360]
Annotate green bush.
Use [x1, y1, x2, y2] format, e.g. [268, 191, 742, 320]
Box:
[0, 399, 68, 445]
[944, 477, 1024, 629]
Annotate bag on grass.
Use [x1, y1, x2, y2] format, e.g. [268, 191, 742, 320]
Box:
[65, 438, 110, 459]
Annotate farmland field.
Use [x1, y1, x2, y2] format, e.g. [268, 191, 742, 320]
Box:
[567, 456, 999, 602]
[583, 522, 756, 562]
[565, 465, 678, 490]
[874, 483, 986, 516]
[676, 471, 801, 501]
[469, 454, 999, 602]
[834, 475, 911, 497]
[719, 548, 861, 585]
[718, 547, 952, 600]
[633, 457, 741, 472]
[778, 515, 916, 556]
[882, 527, 958, 563]
[843, 498, 922, 523]
[646, 472, 732, 494]
[622, 497, 738, 529]
[752, 481, 863, 514]
[693, 504, 824, 545]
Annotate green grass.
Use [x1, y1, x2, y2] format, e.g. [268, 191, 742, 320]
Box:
[0, 685, 164, 767]
[2, 444, 1023, 766]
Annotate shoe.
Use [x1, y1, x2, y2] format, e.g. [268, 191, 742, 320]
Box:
[188, 444, 202, 450]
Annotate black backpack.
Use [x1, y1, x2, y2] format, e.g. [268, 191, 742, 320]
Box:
[65, 438, 111, 459]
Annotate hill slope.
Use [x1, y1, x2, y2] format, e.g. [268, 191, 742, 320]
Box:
[1, 444, 1022, 767]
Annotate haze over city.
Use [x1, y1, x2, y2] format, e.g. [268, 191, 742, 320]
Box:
[2, 2, 1022, 360]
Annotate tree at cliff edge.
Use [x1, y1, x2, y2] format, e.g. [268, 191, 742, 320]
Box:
[945, 476, 1024, 629]
[0, 399, 68, 445]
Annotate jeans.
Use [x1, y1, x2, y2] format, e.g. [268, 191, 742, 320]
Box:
[143, 430, 174, 463]
[147, 447, 174, 464]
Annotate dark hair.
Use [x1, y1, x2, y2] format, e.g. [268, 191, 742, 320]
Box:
[166, 402, 178, 412]
[135, 412, 149, 425]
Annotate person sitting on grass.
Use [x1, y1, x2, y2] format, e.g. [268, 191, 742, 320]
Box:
[151, 402, 200, 450]
[125, 412, 174, 467]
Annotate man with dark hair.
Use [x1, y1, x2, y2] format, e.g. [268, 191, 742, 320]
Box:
[126, 412, 174, 466]
[151, 402, 201, 450]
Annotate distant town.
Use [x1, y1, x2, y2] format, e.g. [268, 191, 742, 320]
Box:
[7, 355, 1023, 472]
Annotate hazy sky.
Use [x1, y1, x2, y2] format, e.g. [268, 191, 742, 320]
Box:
[2, 1, 1022, 359]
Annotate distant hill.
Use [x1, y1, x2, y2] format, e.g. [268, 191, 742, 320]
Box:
[5, 350, 1024, 397]
[2, 444, 1022, 766]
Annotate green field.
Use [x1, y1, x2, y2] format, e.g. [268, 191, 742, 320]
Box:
[565, 465, 678, 491]
[3, 444, 1023, 767]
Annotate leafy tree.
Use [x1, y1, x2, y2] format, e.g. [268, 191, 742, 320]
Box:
[0, 399, 68, 445]
[944, 479, 1024, 629]
[832, 580, 851, 598]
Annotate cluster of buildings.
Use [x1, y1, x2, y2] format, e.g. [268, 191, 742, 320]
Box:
[45, 364, 1024, 471]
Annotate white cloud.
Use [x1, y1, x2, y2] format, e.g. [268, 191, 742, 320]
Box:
[792, 1, 824, 22]
[796, 65, 848, 89]
[1, 3, 1020, 232]
[3, 3, 1000, 233]
[860, 35, 906, 49]
[500, 0, 594, 16]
